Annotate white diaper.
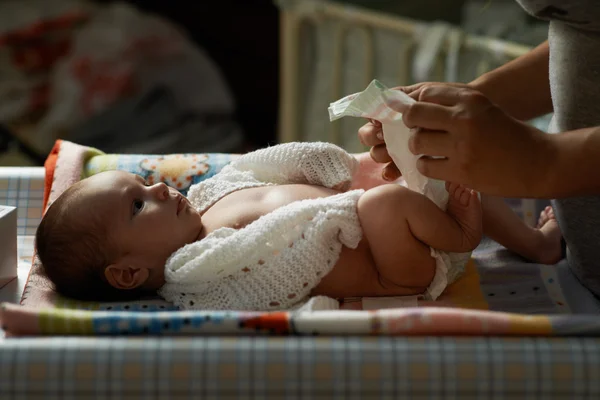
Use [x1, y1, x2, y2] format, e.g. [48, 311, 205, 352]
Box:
[426, 249, 470, 300]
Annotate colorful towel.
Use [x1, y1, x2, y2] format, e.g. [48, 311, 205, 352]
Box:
[5, 300, 600, 337]
[0, 302, 554, 337]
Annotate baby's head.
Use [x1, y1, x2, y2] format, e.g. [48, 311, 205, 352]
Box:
[36, 170, 202, 301]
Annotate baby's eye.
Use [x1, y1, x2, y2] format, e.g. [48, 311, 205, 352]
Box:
[132, 199, 144, 215]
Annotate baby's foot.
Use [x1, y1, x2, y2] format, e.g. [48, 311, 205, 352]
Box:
[532, 206, 563, 264]
[445, 182, 483, 251]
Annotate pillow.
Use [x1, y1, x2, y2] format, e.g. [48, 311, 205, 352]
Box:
[85, 152, 238, 195]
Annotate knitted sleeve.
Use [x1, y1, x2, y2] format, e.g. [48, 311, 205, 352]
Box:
[158, 190, 364, 311]
[187, 141, 359, 213]
[221, 141, 359, 190]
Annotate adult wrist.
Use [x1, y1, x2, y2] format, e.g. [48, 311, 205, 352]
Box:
[468, 72, 510, 111]
[468, 73, 490, 95]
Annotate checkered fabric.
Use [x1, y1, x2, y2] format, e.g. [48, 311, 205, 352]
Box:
[0, 337, 598, 399]
[1, 166, 598, 398]
[0, 167, 43, 276]
[0, 167, 44, 237]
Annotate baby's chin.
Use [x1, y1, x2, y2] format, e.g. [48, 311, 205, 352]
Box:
[192, 213, 204, 241]
[194, 224, 207, 242]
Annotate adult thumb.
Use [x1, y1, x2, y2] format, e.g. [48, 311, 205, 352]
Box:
[382, 89, 415, 114]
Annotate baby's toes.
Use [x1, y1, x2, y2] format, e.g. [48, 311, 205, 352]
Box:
[537, 206, 556, 228]
[459, 188, 471, 206]
[537, 217, 547, 229]
[451, 183, 464, 198]
[542, 206, 555, 219]
[446, 181, 459, 194]
[450, 184, 468, 205]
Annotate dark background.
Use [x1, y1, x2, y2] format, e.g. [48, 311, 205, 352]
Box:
[93, 0, 281, 149]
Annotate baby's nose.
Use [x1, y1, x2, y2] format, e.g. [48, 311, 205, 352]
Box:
[151, 182, 170, 200]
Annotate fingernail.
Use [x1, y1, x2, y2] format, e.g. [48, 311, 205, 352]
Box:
[382, 168, 396, 181]
[376, 132, 383, 141]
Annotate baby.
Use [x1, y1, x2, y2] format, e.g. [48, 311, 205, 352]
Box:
[36, 142, 560, 310]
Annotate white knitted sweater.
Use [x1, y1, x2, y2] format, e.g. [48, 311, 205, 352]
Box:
[158, 142, 364, 311]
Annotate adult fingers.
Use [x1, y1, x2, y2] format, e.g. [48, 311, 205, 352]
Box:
[416, 84, 464, 106]
[382, 93, 411, 114]
[397, 83, 428, 100]
[382, 162, 401, 181]
[402, 102, 454, 130]
[416, 157, 456, 181]
[370, 143, 393, 164]
[401, 84, 431, 102]
[358, 121, 384, 146]
[408, 129, 454, 157]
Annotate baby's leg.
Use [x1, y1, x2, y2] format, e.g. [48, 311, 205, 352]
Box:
[482, 196, 562, 264]
[357, 184, 482, 291]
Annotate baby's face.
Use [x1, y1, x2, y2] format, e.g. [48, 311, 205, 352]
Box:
[79, 171, 202, 275]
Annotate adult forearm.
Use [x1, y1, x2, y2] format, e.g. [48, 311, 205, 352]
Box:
[470, 41, 552, 121]
[542, 127, 600, 198]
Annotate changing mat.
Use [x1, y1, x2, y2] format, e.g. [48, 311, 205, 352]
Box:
[3, 139, 600, 337]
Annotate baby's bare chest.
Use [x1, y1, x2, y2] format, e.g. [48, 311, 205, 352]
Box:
[201, 184, 341, 233]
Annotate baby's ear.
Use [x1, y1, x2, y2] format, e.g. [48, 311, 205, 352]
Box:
[104, 262, 150, 290]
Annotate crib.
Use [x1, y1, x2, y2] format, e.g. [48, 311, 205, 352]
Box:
[1, 2, 599, 398]
[277, 0, 539, 225]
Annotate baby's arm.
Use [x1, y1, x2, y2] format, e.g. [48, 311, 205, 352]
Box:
[223, 142, 359, 190]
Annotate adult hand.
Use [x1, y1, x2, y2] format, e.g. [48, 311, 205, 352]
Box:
[402, 82, 472, 101]
[357, 119, 401, 181]
[357, 82, 472, 181]
[395, 84, 555, 197]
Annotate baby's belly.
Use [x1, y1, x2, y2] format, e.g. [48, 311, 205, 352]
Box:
[201, 184, 342, 232]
